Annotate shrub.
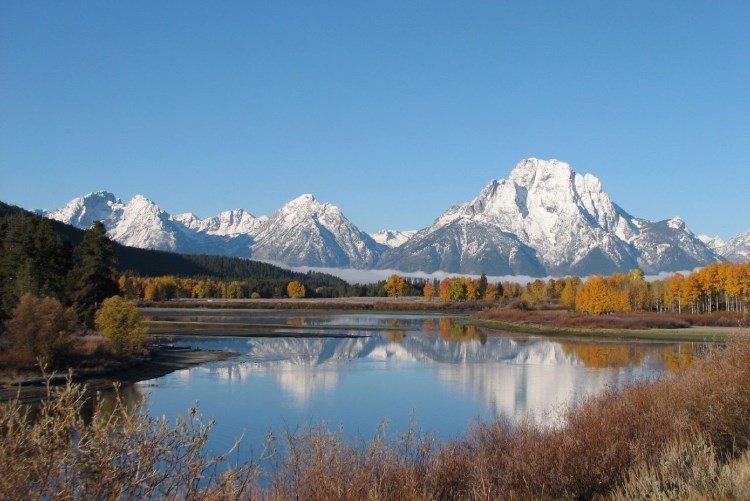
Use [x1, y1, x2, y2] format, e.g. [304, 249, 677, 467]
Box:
[609, 435, 750, 500]
[0, 376, 258, 498]
[3, 294, 78, 366]
[94, 296, 147, 355]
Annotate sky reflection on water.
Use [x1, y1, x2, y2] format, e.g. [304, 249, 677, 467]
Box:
[130, 312, 701, 460]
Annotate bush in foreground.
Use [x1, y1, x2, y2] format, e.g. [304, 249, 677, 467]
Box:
[0, 376, 257, 499]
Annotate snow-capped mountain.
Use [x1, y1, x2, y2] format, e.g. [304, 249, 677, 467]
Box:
[250, 194, 385, 268]
[107, 194, 180, 251]
[378, 158, 719, 276]
[629, 217, 718, 273]
[44, 191, 254, 256]
[45, 192, 383, 268]
[46, 191, 125, 231]
[46, 191, 181, 251]
[173, 209, 266, 237]
[370, 229, 416, 248]
[698, 235, 726, 253]
[713, 230, 750, 262]
[42, 159, 725, 276]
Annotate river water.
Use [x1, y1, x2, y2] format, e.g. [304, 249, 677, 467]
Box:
[120, 309, 702, 462]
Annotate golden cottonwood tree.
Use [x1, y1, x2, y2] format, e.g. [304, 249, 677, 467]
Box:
[286, 280, 306, 298]
[384, 274, 407, 297]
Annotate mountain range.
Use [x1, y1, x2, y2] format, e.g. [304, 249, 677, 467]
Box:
[42, 158, 748, 276]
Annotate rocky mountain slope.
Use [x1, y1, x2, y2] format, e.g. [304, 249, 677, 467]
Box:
[370, 230, 417, 248]
[45, 191, 252, 255]
[44, 159, 728, 276]
[378, 159, 719, 275]
[249, 194, 384, 268]
[45, 192, 384, 268]
[704, 230, 750, 263]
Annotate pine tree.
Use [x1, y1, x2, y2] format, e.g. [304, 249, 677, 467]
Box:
[478, 273, 488, 299]
[69, 221, 118, 327]
[0, 214, 72, 320]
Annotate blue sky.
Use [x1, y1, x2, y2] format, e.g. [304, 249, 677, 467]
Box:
[1, 1, 748, 238]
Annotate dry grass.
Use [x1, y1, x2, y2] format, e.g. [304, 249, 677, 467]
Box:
[477, 306, 749, 332]
[608, 435, 750, 500]
[3, 337, 750, 499]
[265, 336, 750, 500]
[679, 312, 749, 328]
[0, 373, 258, 500]
[476, 307, 692, 330]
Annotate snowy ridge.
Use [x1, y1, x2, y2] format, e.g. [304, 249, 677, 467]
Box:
[45, 192, 384, 268]
[378, 158, 719, 275]
[45, 192, 254, 255]
[173, 209, 266, 236]
[716, 230, 750, 262]
[370, 229, 416, 248]
[46, 191, 124, 230]
[250, 194, 385, 268]
[43, 158, 726, 275]
[698, 235, 726, 252]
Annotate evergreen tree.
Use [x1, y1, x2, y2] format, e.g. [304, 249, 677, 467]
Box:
[478, 273, 488, 299]
[69, 221, 118, 327]
[0, 214, 32, 319]
[0, 214, 72, 320]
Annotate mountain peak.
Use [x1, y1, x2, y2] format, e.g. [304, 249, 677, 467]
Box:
[668, 216, 686, 230]
[129, 193, 155, 205]
[379, 158, 717, 276]
[46, 190, 123, 229]
[370, 229, 417, 248]
[290, 193, 317, 205]
[509, 158, 574, 189]
[84, 190, 119, 201]
[41, 159, 724, 275]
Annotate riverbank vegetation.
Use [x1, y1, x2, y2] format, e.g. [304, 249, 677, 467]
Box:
[0, 212, 157, 376]
[0, 212, 128, 373]
[3, 336, 749, 499]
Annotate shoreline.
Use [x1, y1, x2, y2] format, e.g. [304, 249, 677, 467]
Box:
[140, 299, 742, 343]
[473, 318, 736, 343]
[0, 345, 237, 404]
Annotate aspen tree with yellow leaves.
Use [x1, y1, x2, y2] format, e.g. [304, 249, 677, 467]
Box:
[286, 280, 306, 298]
[384, 274, 408, 297]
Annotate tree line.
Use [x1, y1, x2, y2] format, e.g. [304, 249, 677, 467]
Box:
[573, 263, 750, 314]
[119, 274, 432, 300]
[396, 263, 750, 315]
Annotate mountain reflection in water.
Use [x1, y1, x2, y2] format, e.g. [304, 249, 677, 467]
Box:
[149, 314, 702, 426]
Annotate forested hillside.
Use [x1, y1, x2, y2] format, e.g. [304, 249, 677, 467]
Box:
[1, 201, 348, 279]
[0, 201, 349, 315]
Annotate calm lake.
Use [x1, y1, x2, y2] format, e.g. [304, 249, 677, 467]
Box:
[120, 309, 703, 462]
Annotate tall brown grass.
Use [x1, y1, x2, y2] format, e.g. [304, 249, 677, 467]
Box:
[608, 435, 750, 500]
[3, 337, 750, 499]
[0, 374, 258, 499]
[477, 306, 749, 330]
[477, 307, 694, 330]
